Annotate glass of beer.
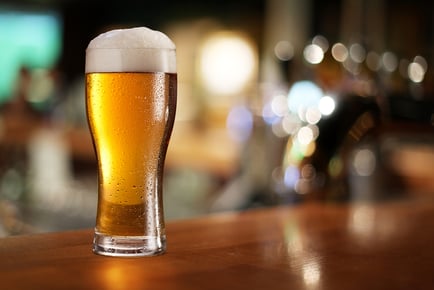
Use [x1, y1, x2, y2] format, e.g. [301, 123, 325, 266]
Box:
[85, 27, 176, 257]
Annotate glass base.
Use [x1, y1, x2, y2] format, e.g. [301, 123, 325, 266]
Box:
[93, 231, 166, 257]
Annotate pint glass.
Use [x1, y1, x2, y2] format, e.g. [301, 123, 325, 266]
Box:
[85, 27, 176, 257]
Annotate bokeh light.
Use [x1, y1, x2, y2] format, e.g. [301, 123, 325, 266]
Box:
[331, 43, 348, 62]
[274, 40, 294, 61]
[353, 149, 376, 176]
[413, 55, 428, 73]
[303, 44, 324, 64]
[199, 31, 256, 95]
[287, 81, 323, 113]
[297, 126, 314, 145]
[305, 107, 321, 125]
[381, 51, 398, 72]
[408, 62, 425, 83]
[349, 43, 366, 63]
[284, 165, 300, 189]
[312, 35, 329, 53]
[226, 105, 254, 143]
[271, 94, 290, 117]
[262, 100, 280, 125]
[318, 95, 336, 116]
[281, 114, 300, 135]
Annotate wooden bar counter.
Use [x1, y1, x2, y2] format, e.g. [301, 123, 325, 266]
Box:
[1, 199, 434, 290]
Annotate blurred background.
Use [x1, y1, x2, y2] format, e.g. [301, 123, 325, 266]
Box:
[0, 0, 433, 236]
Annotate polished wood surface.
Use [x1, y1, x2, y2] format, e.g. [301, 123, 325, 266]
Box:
[1, 199, 434, 290]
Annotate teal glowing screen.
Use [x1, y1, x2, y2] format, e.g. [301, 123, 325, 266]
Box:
[0, 9, 62, 103]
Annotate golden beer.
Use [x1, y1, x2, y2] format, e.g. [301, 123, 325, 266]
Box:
[86, 72, 176, 236]
[85, 27, 176, 257]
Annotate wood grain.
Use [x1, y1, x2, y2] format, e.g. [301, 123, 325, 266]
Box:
[1, 199, 434, 290]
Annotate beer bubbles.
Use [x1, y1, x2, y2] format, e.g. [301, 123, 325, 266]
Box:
[86, 27, 177, 256]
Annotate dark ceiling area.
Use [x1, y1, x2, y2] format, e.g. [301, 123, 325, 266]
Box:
[59, 0, 265, 81]
[2, 0, 432, 82]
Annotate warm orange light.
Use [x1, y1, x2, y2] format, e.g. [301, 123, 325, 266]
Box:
[199, 31, 257, 96]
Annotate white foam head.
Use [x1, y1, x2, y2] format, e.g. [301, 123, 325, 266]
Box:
[85, 27, 176, 73]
